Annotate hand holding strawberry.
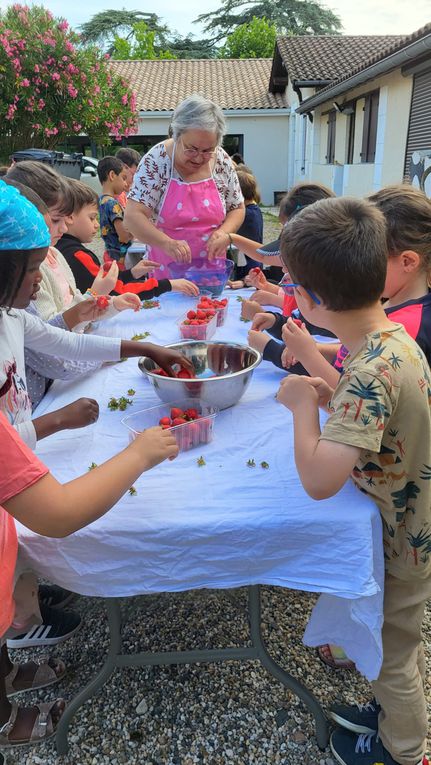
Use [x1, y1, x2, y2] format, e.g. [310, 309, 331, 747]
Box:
[132, 426, 179, 468]
[281, 317, 317, 365]
[92, 261, 119, 295]
[112, 293, 141, 312]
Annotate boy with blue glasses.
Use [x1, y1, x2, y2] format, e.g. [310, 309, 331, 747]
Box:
[276, 196, 431, 765]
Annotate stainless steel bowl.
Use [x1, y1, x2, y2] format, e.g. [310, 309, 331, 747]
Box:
[139, 341, 262, 410]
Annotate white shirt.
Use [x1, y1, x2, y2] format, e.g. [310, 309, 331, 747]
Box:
[0, 309, 121, 449]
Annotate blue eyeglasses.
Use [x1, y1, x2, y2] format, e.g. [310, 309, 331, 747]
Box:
[278, 275, 321, 305]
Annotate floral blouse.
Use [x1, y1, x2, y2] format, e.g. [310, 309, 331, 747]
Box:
[128, 142, 244, 219]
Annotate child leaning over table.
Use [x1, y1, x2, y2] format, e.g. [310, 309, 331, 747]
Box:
[57, 179, 199, 300]
[97, 156, 133, 269]
[276, 196, 431, 765]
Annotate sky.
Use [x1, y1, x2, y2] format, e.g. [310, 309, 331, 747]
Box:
[3, 0, 430, 40]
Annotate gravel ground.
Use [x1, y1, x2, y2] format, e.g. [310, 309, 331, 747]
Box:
[6, 210, 431, 764]
[7, 589, 431, 765]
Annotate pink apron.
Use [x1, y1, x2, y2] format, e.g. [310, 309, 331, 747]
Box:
[149, 144, 226, 280]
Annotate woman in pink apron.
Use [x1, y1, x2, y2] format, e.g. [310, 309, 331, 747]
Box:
[124, 95, 245, 280]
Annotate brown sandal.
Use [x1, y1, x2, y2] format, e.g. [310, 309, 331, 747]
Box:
[5, 657, 66, 698]
[317, 643, 356, 671]
[0, 698, 66, 748]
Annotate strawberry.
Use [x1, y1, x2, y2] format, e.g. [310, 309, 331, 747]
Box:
[187, 310, 196, 320]
[96, 295, 109, 309]
[178, 369, 192, 379]
[291, 318, 302, 328]
[103, 259, 114, 273]
[153, 367, 168, 376]
[159, 416, 171, 427]
[170, 407, 184, 419]
[190, 320, 199, 325]
[172, 417, 187, 426]
[196, 310, 206, 319]
[184, 408, 199, 420]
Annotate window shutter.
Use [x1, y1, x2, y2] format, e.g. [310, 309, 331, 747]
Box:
[404, 70, 431, 177]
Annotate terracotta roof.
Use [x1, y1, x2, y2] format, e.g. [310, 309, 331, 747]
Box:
[276, 34, 405, 83]
[110, 59, 289, 111]
[297, 23, 431, 111]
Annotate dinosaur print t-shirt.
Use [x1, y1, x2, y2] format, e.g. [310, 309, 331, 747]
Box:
[321, 324, 431, 581]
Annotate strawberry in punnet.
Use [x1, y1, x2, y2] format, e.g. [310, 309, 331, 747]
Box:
[184, 408, 199, 420]
[172, 417, 188, 426]
[170, 407, 184, 419]
[187, 310, 196, 320]
[96, 295, 109, 309]
[159, 416, 171, 427]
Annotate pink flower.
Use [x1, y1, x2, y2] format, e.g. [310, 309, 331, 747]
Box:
[58, 20, 69, 31]
[121, 94, 128, 106]
[65, 41, 75, 53]
[51, 72, 61, 81]
[34, 64, 40, 72]
[87, 99, 94, 106]
[37, 98, 45, 109]
[20, 78, 30, 87]
[67, 84, 78, 98]
[72, 122, 82, 132]
[94, 85, 101, 94]
[6, 104, 17, 120]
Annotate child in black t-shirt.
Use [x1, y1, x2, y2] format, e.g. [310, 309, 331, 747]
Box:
[57, 180, 199, 300]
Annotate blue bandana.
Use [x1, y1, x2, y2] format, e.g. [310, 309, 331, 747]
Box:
[0, 180, 50, 251]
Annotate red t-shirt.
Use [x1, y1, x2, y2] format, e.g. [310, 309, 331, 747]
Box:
[0, 413, 48, 637]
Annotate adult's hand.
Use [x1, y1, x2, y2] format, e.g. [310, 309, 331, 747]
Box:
[165, 238, 192, 263]
[207, 229, 230, 260]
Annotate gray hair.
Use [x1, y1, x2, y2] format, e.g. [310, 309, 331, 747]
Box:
[170, 94, 226, 145]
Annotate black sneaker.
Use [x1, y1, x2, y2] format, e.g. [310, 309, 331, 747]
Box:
[329, 698, 380, 734]
[330, 729, 404, 765]
[38, 584, 76, 610]
[7, 604, 81, 649]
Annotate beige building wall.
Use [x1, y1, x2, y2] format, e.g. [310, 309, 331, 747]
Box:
[296, 69, 414, 197]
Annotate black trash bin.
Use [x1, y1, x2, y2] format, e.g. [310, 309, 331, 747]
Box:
[10, 149, 82, 179]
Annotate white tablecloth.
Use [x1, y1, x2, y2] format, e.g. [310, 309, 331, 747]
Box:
[17, 290, 384, 680]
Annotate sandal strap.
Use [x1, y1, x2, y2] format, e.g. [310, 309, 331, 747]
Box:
[32, 658, 64, 686]
[0, 702, 18, 738]
[4, 665, 20, 697]
[31, 700, 58, 741]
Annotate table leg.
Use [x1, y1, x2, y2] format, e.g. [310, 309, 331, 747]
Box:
[247, 585, 329, 750]
[55, 598, 122, 755]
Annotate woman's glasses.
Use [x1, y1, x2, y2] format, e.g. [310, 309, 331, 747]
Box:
[180, 138, 217, 159]
[278, 274, 321, 305]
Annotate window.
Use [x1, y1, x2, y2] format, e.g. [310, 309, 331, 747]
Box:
[361, 91, 379, 163]
[346, 109, 356, 164]
[326, 110, 336, 164]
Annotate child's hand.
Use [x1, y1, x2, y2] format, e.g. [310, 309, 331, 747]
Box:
[56, 398, 99, 430]
[276, 375, 319, 411]
[63, 299, 108, 330]
[130, 259, 160, 279]
[247, 329, 269, 354]
[247, 269, 268, 290]
[143, 344, 194, 377]
[252, 289, 278, 306]
[251, 311, 276, 331]
[113, 293, 141, 312]
[133, 426, 179, 468]
[170, 279, 200, 296]
[281, 317, 316, 362]
[241, 299, 262, 322]
[307, 377, 334, 410]
[92, 261, 119, 295]
[281, 347, 296, 369]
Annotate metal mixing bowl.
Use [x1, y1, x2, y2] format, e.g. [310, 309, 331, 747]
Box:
[139, 341, 262, 410]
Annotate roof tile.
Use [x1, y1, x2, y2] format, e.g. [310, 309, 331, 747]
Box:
[110, 59, 289, 111]
[276, 34, 405, 82]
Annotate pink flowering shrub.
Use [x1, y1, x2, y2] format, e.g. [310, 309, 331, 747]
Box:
[0, 4, 137, 153]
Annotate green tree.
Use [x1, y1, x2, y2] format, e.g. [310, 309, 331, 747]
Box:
[80, 9, 169, 51]
[0, 5, 137, 153]
[219, 17, 276, 58]
[112, 21, 176, 60]
[195, 0, 342, 43]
